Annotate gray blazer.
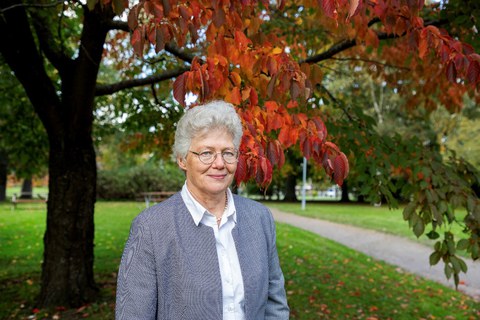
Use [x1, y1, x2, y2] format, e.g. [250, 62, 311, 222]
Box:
[115, 192, 289, 320]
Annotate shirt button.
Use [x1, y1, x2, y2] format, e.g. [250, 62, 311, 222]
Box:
[228, 304, 234, 312]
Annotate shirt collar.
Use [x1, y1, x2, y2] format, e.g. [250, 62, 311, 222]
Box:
[181, 182, 236, 226]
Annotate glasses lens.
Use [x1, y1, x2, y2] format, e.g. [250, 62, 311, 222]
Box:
[193, 150, 238, 164]
[199, 151, 214, 164]
[222, 151, 238, 163]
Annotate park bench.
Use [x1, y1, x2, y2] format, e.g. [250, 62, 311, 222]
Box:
[11, 193, 48, 210]
[139, 191, 176, 208]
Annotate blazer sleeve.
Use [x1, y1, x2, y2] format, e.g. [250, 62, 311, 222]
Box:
[265, 210, 290, 319]
[116, 215, 158, 320]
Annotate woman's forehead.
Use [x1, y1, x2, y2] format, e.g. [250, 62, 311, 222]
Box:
[191, 128, 234, 148]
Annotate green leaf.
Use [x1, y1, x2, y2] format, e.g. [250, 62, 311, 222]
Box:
[426, 230, 440, 240]
[413, 220, 425, 238]
[450, 256, 462, 274]
[446, 238, 456, 255]
[87, 0, 97, 11]
[456, 238, 469, 251]
[459, 257, 468, 273]
[454, 273, 460, 288]
[472, 243, 479, 259]
[403, 202, 416, 221]
[113, 0, 126, 15]
[444, 263, 453, 279]
[429, 251, 442, 266]
[467, 196, 476, 213]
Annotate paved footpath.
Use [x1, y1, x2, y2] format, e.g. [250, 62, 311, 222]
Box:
[269, 208, 480, 301]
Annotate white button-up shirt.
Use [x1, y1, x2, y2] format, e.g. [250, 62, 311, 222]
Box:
[181, 184, 246, 320]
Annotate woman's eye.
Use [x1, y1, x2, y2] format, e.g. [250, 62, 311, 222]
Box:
[200, 151, 213, 157]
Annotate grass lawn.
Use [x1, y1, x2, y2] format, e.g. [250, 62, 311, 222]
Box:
[265, 202, 469, 248]
[0, 200, 479, 319]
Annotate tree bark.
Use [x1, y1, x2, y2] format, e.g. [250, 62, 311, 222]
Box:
[20, 177, 33, 199]
[0, 151, 7, 202]
[283, 173, 298, 201]
[340, 180, 350, 203]
[40, 140, 98, 306]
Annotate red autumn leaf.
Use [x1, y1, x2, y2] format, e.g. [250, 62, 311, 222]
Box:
[446, 60, 457, 83]
[318, 0, 338, 19]
[235, 30, 252, 49]
[211, 7, 224, 27]
[312, 117, 327, 142]
[302, 137, 312, 159]
[265, 101, 279, 112]
[290, 81, 301, 100]
[267, 140, 284, 167]
[278, 127, 293, 147]
[324, 141, 340, 153]
[256, 156, 273, 187]
[346, 0, 360, 21]
[173, 72, 187, 107]
[466, 59, 480, 85]
[154, 26, 166, 52]
[333, 152, 349, 186]
[286, 100, 298, 109]
[266, 74, 277, 98]
[127, 5, 139, 30]
[418, 29, 428, 59]
[131, 27, 145, 57]
[229, 86, 242, 105]
[235, 154, 248, 184]
[249, 88, 258, 105]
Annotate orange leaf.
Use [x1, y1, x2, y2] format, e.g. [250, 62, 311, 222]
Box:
[229, 87, 242, 105]
[249, 88, 258, 105]
[418, 29, 428, 59]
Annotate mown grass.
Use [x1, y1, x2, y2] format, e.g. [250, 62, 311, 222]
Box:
[0, 200, 479, 319]
[266, 202, 468, 248]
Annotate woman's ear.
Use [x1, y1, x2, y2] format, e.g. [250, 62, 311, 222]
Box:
[177, 156, 187, 171]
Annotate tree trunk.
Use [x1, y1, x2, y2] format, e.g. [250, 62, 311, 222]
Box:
[283, 173, 298, 201]
[39, 140, 98, 306]
[0, 1, 112, 307]
[340, 180, 350, 203]
[0, 151, 7, 202]
[20, 177, 33, 199]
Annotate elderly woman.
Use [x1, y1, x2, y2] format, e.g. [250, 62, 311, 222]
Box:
[115, 100, 289, 320]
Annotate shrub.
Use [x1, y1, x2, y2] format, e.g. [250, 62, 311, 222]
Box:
[97, 162, 184, 200]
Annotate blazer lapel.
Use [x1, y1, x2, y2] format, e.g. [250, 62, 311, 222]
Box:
[231, 206, 257, 318]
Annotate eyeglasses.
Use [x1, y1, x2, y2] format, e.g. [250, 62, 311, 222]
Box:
[189, 149, 239, 165]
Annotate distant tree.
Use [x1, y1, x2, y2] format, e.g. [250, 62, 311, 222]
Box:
[0, 61, 48, 201]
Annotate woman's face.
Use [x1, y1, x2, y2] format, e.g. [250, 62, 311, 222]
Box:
[178, 127, 237, 200]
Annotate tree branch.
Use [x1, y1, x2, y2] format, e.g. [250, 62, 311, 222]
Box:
[0, 0, 62, 13]
[107, 20, 196, 63]
[330, 57, 410, 71]
[95, 66, 190, 96]
[302, 18, 450, 64]
[30, 8, 72, 73]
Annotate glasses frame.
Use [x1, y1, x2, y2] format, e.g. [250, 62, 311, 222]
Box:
[189, 149, 239, 165]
